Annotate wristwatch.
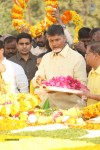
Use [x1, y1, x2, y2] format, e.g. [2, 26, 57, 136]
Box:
[61, 24, 66, 29]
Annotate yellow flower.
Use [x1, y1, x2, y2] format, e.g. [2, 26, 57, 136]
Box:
[10, 104, 20, 116]
[83, 102, 100, 119]
[0, 106, 10, 117]
[19, 112, 28, 121]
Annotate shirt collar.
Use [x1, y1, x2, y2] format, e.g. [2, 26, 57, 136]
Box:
[17, 52, 33, 60]
[51, 44, 69, 58]
[90, 65, 100, 75]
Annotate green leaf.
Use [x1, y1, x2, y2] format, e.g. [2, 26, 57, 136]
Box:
[42, 98, 50, 109]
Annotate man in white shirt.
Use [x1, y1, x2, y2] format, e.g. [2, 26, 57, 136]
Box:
[0, 41, 29, 93]
[32, 25, 87, 109]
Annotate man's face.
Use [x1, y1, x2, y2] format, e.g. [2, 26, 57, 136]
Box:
[85, 46, 96, 67]
[4, 40, 17, 58]
[35, 35, 46, 47]
[47, 34, 66, 53]
[79, 38, 91, 48]
[92, 32, 100, 42]
[17, 38, 32, 55]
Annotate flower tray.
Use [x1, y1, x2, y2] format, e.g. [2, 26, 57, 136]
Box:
[42, 86, 82, 94]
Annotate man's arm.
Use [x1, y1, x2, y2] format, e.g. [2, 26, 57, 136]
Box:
[15, 65, 29, 93]
[84, 91, 100, 101]
[73, 53, 87, 85]
[32, 56, 46, 87]
[78, 90, 100, 101]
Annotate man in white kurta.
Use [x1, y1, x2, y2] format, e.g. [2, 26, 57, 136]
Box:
[1, 58, 29, 93]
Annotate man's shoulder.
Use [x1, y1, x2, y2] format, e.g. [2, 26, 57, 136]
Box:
[9, 54, 17, 62]
[7, 59, 24, 70]
[42, 52, 52, 58]
[29, 52, 37, 60]
[69, 47, 85, 59]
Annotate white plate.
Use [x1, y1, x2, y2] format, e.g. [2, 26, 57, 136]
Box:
[42, 86, 82, 94]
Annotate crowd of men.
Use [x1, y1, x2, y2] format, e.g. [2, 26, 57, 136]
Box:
[0, 8, 100, 109]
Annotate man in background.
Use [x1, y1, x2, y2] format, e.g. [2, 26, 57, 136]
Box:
[4, 35, 17, 58]
[9, 32, 37, 85]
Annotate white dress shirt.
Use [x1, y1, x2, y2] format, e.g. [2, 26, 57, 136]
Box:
[1, 58, 29, 93]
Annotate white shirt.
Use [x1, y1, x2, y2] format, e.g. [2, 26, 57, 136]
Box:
[1, 58, 29, 93]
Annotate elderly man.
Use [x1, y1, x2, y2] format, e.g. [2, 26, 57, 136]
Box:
[32, 25, 87, 109]
[80, 42, 100, 105]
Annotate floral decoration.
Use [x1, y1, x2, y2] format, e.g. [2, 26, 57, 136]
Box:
[0, 93, 42, 131]
[11, 0, 83, 42]
[12, 0, 58, 37]
[0, 93, 100, 131]
[72, 122, 100, 130]
[42, 76, 88, 91]
[82, 102, 100, 119]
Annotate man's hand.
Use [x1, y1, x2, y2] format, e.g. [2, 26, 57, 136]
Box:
[36, 75, 46, 86]
[76, 89, 89, 99]
[51, 7, 64, 25]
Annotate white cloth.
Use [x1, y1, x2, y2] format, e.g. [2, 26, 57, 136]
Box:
[64, 28, 73, 46]
[31, 46, 47, 56]
[1, 58, 29, 93]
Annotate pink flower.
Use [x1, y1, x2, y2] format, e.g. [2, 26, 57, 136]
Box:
[42, 76, 88, 90]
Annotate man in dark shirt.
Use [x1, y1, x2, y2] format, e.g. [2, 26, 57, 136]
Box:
[4, 36, 17, 59]
[9, 32, 37, 85]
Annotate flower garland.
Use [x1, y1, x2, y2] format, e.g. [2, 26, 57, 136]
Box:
[61, 10, 83, 42]
[82, 102, 100, 119]
[11, 0, 83, 42]
[12, 0, 58, 37]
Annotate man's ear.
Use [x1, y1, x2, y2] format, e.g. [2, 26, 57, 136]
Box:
[1, 48, 4, 54]
[63, 35, 67, 42]
[46, 35, 49, 40]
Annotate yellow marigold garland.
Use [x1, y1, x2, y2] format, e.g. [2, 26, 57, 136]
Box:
[12, 0, 83, 42]
[71, 122, 100, 130]
[82, 102, 100, 119]
[69, 102, 100, 130]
